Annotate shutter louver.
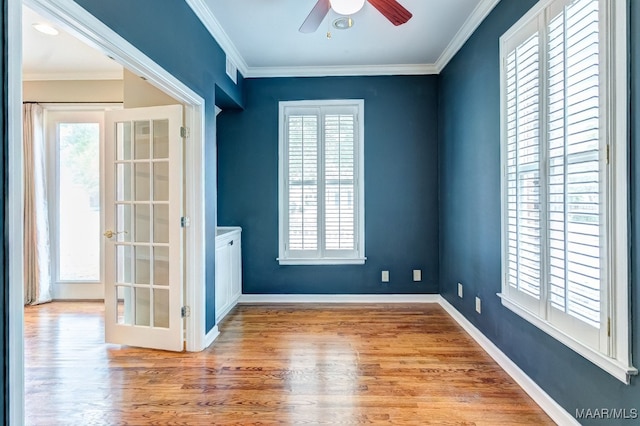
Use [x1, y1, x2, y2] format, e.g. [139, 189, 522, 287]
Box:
[324, 114, 356, 250]
[287, 115, 318, 251]
[547, 0, 601, 328]
[506, 32, 542, 300]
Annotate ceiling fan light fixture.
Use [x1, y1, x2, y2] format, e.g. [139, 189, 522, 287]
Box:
[329, 0, 365, 16]
[333, 17, 354, 30]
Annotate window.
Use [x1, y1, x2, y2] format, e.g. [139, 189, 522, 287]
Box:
[499, 0, 635, 382]
[278, 100, 365, 265]
[46, 109, 104, 284]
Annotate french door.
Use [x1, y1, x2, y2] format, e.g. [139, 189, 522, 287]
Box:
[104, 105, 184, 351]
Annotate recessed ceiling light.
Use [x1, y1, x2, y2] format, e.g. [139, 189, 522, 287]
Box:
[32, 23, 59, 36]
[333, 17, 354, 30]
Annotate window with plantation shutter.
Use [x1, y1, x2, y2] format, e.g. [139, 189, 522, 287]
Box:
[279, 100, 365, 265]
[500, 0, 635, 382]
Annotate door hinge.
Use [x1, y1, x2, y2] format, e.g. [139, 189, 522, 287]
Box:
[181, 216, 191, 228]
[181, 306, 191, 318]
[607, 317, 611, 337]
[180, 126, 190, 138]
[606, 144, 610, 165]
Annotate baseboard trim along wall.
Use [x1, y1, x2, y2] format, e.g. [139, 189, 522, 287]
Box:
[235, 293, 577, 425]
[238, 294, 441, 304]
[438, 297, 579, 425]
[204, 325, 220, 349]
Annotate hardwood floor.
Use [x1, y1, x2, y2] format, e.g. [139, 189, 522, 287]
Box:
[24, 302, 554, 425]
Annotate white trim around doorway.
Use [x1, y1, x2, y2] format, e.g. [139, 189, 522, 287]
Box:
[10, 0, 208, 423]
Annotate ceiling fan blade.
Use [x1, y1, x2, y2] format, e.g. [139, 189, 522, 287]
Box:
[367, 0, 412, 26]
[299, 0, 331, 33]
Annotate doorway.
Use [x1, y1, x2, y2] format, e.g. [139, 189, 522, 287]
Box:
[9, 0, 209, 424]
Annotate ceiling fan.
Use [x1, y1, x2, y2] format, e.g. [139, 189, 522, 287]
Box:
[299, 0, 412, 33]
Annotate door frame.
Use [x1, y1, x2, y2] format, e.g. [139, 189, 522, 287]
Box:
[9, 0, 208, 423]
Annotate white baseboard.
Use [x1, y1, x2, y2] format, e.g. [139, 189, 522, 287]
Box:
[204, 325, 220, 349]
[438, 296, 578, 426]
[52, 283, 104, 300]
[238, 294, 441, 304]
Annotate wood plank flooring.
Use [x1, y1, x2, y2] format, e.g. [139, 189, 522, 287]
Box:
[24, 302, 554, 425]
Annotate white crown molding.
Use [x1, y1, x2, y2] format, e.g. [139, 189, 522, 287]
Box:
[186, 0, 498, 78]
[184, 0, 249, 78]
[22, 71, 123, 81]
[239, 294, 441, 304]
[435, 0, 501, 72]
[245, 63, 438, 78]
[438, 297, 579, 426]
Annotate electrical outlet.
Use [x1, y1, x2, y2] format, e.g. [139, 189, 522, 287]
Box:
[413, 269, 422, 281]
[382, 271, 390, 283]
[476, 297, 482, 314]
[458, 283, 463, 298]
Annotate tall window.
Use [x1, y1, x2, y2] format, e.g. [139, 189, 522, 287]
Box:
[47, 110, 104, 284]
[500, 0, 634, 382]
[278, 100, 365, 265]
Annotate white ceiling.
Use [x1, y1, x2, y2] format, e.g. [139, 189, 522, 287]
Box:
[22, 6, 122, 81]
[22, 1, 499, 81]
[192, 0, 498, 77]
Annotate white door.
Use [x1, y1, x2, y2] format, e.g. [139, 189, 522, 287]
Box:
[104, 105, 184, 351]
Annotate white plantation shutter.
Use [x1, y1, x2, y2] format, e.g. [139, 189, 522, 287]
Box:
[546, 0, 603, 334]
[501, 0, 610, 352]
[506, 31, 542, 309]
[279, 100, 365, 264]
[287, 115, 318, 251]
[324, 114, 355, 251]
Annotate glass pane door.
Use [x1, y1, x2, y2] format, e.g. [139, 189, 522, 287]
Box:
[104, 105, 183, 351]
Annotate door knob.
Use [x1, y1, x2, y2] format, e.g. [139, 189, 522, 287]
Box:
[103, 230, 127, 239]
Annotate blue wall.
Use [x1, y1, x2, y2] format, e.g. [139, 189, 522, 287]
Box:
[73, 0, 245, 331]
[217, 76, 439, 295]
[439, 0, 639, 423]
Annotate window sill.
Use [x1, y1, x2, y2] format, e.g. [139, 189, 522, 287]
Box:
[278, 257, 367, 266]
[498, 293, 637, 384]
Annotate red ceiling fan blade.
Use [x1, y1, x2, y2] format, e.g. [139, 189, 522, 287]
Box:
[367, 0, 413, 26]
[299, 0, 331, 33]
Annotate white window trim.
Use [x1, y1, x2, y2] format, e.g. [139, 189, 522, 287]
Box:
[278, 99, 366, 266]
[498, 0, 636, 384]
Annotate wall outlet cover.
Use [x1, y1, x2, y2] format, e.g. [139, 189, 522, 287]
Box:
[458, 283, 463, 298]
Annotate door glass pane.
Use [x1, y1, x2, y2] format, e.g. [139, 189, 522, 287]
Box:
[116, 163, 131, 201]
[153, 246, 169, 286]
[58, 122, 100, 281]
[116, 121, 131, 161]
[135, 246, 150, 284]
[135, 163, 150, 201]
[116, 286, 133, 325]
[153, 162, 169, 201]
[135, 204, 150, 242]
[153, 289, 170, 328]
[153, 120, 169, 159]
[135, 287, 150, 326]
[154, 204, 169, 244]
[116, 245, 132, 283]
[116, 204, 131, 242]
[134, 121, 150, 159]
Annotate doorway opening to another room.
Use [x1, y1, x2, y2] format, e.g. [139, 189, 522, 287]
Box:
[10, 0, 210, 424]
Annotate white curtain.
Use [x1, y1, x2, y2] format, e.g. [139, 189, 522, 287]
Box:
[23, 103, 52, 305]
